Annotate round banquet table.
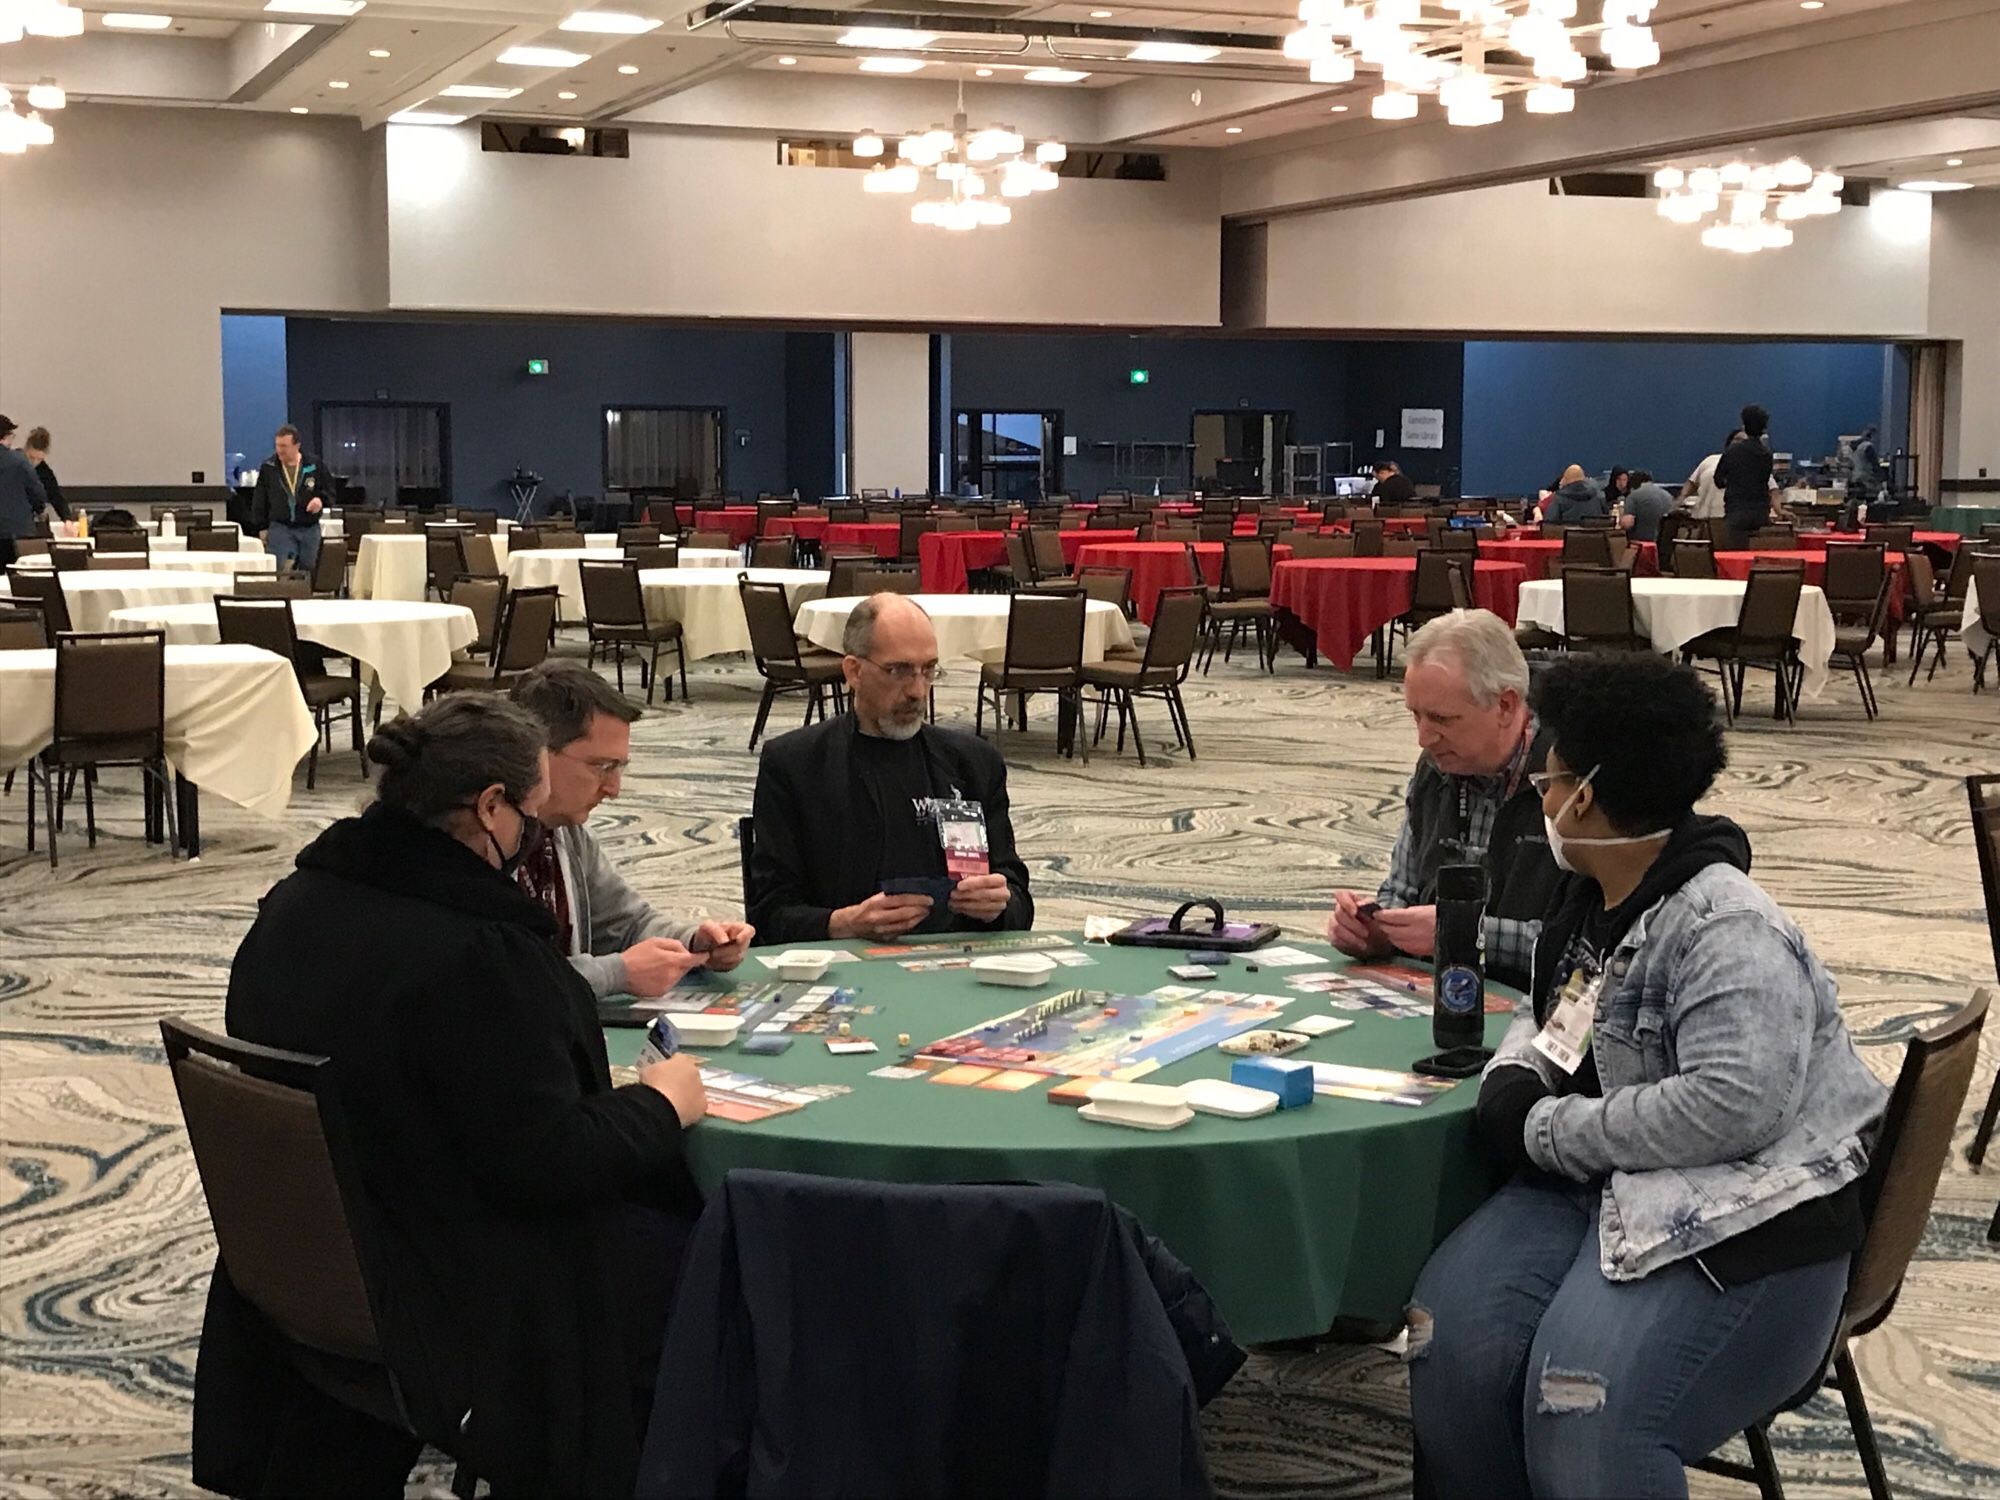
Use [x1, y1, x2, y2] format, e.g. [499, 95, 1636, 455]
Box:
[601, 935, 1508, 1342]
[1325, 516, 1431, 537]
[351, 534, 428, 602]
[1480, 539, 1657, 580]
[55, 570, 235, 634]
[487, 531, 618, 570]
[675, 507, 762, 546]
[502, 545, 747, 621]
[14, 549, 277, 579]
[918, 529, 1136, 593]
[1269, 558, 1528, 672]
[105, 599, 477, 713]
[1713, 550, 1907, 620]
[1515, 577, 1839, 698]
[1799, 528, 1962, 561]
[639, 567, 829, 660]
[794, 593, 1134, 664]
[764, 515, 829, 543]
[1070, 540, 1296, 624]
[823, 522, 902, 559]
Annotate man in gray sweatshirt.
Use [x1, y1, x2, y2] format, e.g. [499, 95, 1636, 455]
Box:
[510, 661, 755, 998]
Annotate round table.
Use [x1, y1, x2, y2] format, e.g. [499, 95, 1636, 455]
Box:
[675, 507, 762, 546]
[823, 522, 902, 559]
[1480, 539, 1658, 580]
[1515, 577, 1839, 697]
[487, 531, 618, 571]
[918, 530, 1134, 593]
[639, 567, 829, 660]
[1269, 558, 1528, 671]
[1325, 517, 1431, 537]
[1713, 550, 1907, 620]
[105, 599, 477, 712]
[503, 545, 748, 621]
[601, 936, 1508, 1342]
[1071, 541, 1296, 625]
[14, 550, 276, 579]
[794, 594, 1135, 664]
[55, 570, 235, 633]
[351, 534, 429, 602]
[764, 516, 829, 543]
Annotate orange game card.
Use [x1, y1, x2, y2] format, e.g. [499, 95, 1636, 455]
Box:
[978, 1069, 1047, 1092]
[931, 1064, 999, 1087]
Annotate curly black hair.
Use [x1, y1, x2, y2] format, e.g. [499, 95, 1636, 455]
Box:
[1530, 654, 1728, 835]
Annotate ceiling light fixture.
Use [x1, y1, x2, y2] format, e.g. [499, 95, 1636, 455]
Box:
[858, 56, 925, 72]
[1370, 87, 1416, 120]
[262, 0, 365, 15]
[368, 47, 390, 57]
[6, 0, 83, 37]
[439, 83, 524, 98]
[974, 66, 993, 75]
[101, 11, 174, 27]
[838, 26, 936, 48]
[328, 79, 350, 88]
[869, 87, 1057, 232]
[1897, 179, 1973, 192]
[558, 10, 661, 33]
[1799, 1, 1823, 9]
[1128, 41, 1218, 63]
[557, 89, 577, 98]
[853, 129, 883, 156]
[497, 45, 591, 67]
[389, 107, 466, 125]
[1224, 125, 1242, 134]
[1945, 157, 1964, 167]
[0, 103, 54, 153]
[777, 55, 796, 64]
[1089, 7, 1113, 14]
[290, 105, 308, 113]
[617, 63, 638, 73]
[1660, 160, 1841, 250]
[1023, 67, 1089, 82]
[1330, 103, 1348, 111]
[25, 79, 64, 108]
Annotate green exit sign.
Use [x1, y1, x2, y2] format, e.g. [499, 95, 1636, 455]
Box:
[1129, 368, 1150, 385]
[526, 358, 551, 376]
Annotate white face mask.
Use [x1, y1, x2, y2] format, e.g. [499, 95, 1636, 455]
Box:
[1543, 765, 1670, 874]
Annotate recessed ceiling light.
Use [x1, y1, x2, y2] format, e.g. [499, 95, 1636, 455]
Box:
[1128, 41, 1217, 63]
[328, 79, 350, 88]
[1945, 157, 1964, 166]
[975, 66, 993, 76]
[558, 10, 661, 33]
[101, 12, 174, 28]
[368, 47, 391, 57]
[1799, 1, 1824, 8]
[497, 45, 591, 67]
[1224, 125, 1242, 134]
[557, 89, 578, 99]
[1329, 103, 1348, 111]
[1089, 7, 1113, 14]
[263, 0, 365, 14]
[290, 106, 309, 113]
[1898, 178, 1973, 192]
[439, 83, 524, 98]
[838, 26, 937, 48]
[1023, 67, 1090, 82]
[617, 63, 639, 73]
[858, 56, 926, 73]
[389, 108, 467, 125]
[777, 55, 797, 64]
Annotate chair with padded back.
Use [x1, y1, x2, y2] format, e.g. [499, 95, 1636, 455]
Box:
[898, 515, 937, 562]
[1081, 585, 1205, 765]
[1561, 529, 1614, 567]
[232, 574, 313, 600]
[1864, 523, 1916, 554]
[6, 567, 70, 638]
[446, 574, 506, 659]
[1288, 533, 1355, 560]
[1561, 567, 1645, 653]
[579, 559, 687, 704]
[687, 529, 735, 552]
[0, 596, 46, 650]
[94, 529, 150, 558]
[749, 537, 794, 570]
[936, 515, 979, 534]
[188, 526, 239, 553]
[1196, 519, 1233, 543]
[855, 567, 921, 596]
[14, 535, 49, 558]
[1027, 527, 1067, 581]
[1692, 990, 1989, 1500]
[89, 550, 148, 571]
[827, 504, 865, 523]
[1682, 566, 1806, 725]
[428, 586, 560, 696]
[1827, 572, 1894, 719]
[1673, 540, 1716, 579]
[1908, 546, 1975, 683]
[216, 596, 362, 788]
[1749, 526, 1799, 551]
[1384, 552, 1473, 674]
[618, 524, 663, 549]
[1969, 557, 2000, 693]
[824, 550, 882, 600]
[977, 589, 1088, 759]
[311, 537, 350, 597]
[1154, 523, 1198, 544]
[1201, 539, 1276, 674]
[1351, 519, 1385, 557]
[627, 542, 678, 573]
[26, 631, 177, 867]
[1961, 779, 2000, 1243]
[1823, 543, 1887, 627]
[740, 577, 845, 751]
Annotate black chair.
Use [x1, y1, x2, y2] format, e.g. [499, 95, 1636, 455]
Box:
[740, 577, 846, 751]
[428, 586, 561, 695]
[215, 596, 363, 789]
[26, 631, 177, 868]
[0, 594, 46, 649]
[1560, 567, 1645, 653]
[1081, 585, 1206, 765]
[1200, 539, 1277, 675]
[976, 590, 1088, 760]
[312, 536, 350, 597]
[1907, 546, 1974, 683]
[4, 567, 69, 640]
[1683, 566, 1806, 725]
[578, 559, 688, 704]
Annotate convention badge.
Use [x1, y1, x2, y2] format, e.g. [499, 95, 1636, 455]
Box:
[1532, 964, 1603, 1075]
[918, 796, 989, 879]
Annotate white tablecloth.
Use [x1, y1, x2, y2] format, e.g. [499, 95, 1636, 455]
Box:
[16, 550, 273, 578]
[1516, 577, 1839, 698]
[488, 531, 615, 571]
[327, 517, 516, 540]
[0, 644, 315, 818]
[639, 567, 829, 660]
[134, 520, 243, 540]
[57, 571, 236, 634]
[794, 593, 1136, 665]
[678, 548, 747, 570]
[352, 535, 429, 602]
[106, 600, 476, 712]
[503, 546, 628, 620]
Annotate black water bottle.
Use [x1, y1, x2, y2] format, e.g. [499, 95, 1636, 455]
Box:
[1418, 863, 1493, 1076]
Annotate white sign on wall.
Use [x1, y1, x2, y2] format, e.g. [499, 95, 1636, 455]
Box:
[1400, 408, 1446, 450]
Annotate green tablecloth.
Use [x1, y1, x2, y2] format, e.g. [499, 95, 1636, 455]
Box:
[1929, 506, 2000, 539]
[604, 934, 1511, 1344]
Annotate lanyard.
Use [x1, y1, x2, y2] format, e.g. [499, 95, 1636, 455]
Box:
[279, 462, 301, 498]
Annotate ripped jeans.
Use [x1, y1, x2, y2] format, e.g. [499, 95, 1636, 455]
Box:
[1406, 1173, 1848, 1499]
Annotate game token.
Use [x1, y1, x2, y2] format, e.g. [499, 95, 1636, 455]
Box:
[838, 1020, 852, 1037]
[897, 1032, 911, 1047]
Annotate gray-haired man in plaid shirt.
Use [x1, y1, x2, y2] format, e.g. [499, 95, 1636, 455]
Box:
[1327, 611, 1559, 989]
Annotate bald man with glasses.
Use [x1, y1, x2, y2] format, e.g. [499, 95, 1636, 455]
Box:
[748, 592, 1034, 944]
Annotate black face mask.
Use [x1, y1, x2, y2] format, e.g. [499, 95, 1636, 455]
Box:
[476, 799, 542, 878]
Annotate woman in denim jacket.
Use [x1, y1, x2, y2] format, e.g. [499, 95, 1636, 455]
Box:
[1407, 653, 1887, 1498]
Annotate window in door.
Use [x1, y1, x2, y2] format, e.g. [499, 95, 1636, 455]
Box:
[1191, 409, 1294, 493]
[314, 401, 449, 508]
[603, 406, 725, 498]
[951, 410, 1062, 502]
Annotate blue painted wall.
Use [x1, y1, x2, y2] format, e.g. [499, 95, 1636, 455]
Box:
[220, 314, 289, 486]
[285, 319, 792, 510]
[783, 333, 839, 501]
[1344, 340, 1466, 491]
[1460, 340, 1893, 496]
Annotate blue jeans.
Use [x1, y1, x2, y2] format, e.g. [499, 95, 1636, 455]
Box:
[1407, 1173, 1848, 1499]
[266, 521, 321, 573]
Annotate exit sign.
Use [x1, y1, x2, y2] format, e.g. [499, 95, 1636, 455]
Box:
[1129, 368, 1150, 385]
[526, 358, 551, 376]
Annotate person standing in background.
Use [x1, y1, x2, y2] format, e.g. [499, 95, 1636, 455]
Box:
[1715, 404, 1776, 549]
[23, 427, 71, 522]
[0, 414, 49, 569]
[251, 423, 325, 573]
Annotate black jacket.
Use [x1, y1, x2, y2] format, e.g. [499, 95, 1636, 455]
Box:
[1370, 471, 1417, 507]
[250, 451, 329, 530]
[636, 1170, 1220, 1500]
[1715, 435, 1775, 523]
[0, 445, 46, 540]
[749, 714, 1033, 943]
[196, 804, 698, 1499]
[33, 460, 70, 521]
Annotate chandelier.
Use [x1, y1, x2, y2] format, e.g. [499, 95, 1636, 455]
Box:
[1281, 0, 1661, 126]
[857, 81, 1065, 231]
[1654, 160, 1843, 253]
[0, 0, 77, 158]
[0, 0, 81, 43]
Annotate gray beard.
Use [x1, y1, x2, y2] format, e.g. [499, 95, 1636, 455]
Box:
[870, 714, 923, 742]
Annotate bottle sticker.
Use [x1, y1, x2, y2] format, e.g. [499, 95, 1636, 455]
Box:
[1438, 965, 1482, 1015]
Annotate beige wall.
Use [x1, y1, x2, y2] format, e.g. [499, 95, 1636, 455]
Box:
[848, 333, 932, 495]
[1927, 190, 2000, 483]
[0, 103, 381, 486]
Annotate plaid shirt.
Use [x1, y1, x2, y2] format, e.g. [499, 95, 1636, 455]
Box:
[1377, 716, 1542, 981]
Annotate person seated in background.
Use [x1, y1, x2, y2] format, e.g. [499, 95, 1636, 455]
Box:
[509, 661, 755, 999]
[749, 592, 1033, 944]
[201, 694, 707, 1500]
[22, 426, 70, 521]
[1327, 610, 1556, 990]
[1369, 459, 1417, 508]
[1537, 465, 1607, 525]
[1407, 654, 1886, 1500]
[1617, 469, 1676, 543]
[1603, 465, 1632, 513]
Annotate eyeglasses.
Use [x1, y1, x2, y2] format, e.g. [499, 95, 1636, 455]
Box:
[861, 658, 948, 685]
[1527, 770, 1580, 796]
[560, 748, 629, 781]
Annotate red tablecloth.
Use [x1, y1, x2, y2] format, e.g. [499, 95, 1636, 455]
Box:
[1800, 528, 1961, 555]
[674, 507, 760, 545]
[824, 522, 902, 559]
[1480, 539, 1658, 580]
[1714, 550, 1908, 618]
[916, 529, 1136, 592]
[1270, 558, 1527, 670]
[765, 515, 829, 541]
[1071, 540, 1294, 624]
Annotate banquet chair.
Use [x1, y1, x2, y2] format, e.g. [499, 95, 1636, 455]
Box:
[1691, 990, 1988, 1500]
[311, 537, 350, 597]
[1681, 566, 1805, 726]
[1057, 509, 1090, 531]
[936, 515, 980, 534]
[428, 586, 560, 697]
[1287, 534, 1355, 560]
[1201, 539, 1277, 674]
[0, 596, 46, 650]
[1865, 523, 1917, 554]
[977, 590, 1088, 760]
[1382, 537, 1425, 559]
[1561, 529, 1614, 567]
[159, 1017, 480, 1500]
[1560, 567, 1645, 654]
[899, 515, 938, 562]
[91, 549, 152, 571]
[619, 524, 664, 550]
[1386, 552, 1473, 674]
[1823, 544, 1888, 628]
[94, 528, 149, 557]
[855, 567, 921, 596]
[13, 534, 49, 558]
[1961, 780, 2000, 1241]
[1749, 526, 1799, 550]
[827, 504, 865, 523]
[825, 550, 883, 600]
[1082, 586, 1206, 765]
[216, 596, 362, 788]
[1028, 526, 1067, 580]
[740, 578, 845, 751]
[1351, 519, 1386, 557]
[1909, 546, 1975, 683]
[1438, 529, 1476, 554]
[578, 560, 686, 705]
[425, 536, 465, 601]
[26, 631, 176, 868]
[1827, 575, 1894, 719]
[1969, 557, 2000, 693]
[750, 537, 794, 570]
[188, 526, 239, 553]
[5, 568, 70, 637]
[627, 542, 679, 573]
[687, 529, 736, 552]
[1672, 540, 1716, 579]
[1196, 519, 1233, 543]
[1153, 523, 1198, 544]
[233, 575, 313, 599]
[1074, 566, 1135, 616]
[446, 574, 506, 660]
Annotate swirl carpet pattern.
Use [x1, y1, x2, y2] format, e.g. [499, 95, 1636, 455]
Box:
[3, 643, 1998, 1498]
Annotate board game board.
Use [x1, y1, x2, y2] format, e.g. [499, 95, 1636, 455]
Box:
[600, 980, 856, 1034]
[915, 986, 1285, 1081]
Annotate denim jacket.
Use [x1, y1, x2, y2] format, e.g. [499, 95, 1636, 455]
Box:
[1488, 863, 1887, 1281]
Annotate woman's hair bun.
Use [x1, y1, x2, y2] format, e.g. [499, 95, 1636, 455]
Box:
[366, 715, 424, 771]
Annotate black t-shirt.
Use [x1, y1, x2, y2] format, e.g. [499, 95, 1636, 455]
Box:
[1714, 436, 1774, 519]
[855, 730, 940, 888]
[1371, 472, 1417, 507]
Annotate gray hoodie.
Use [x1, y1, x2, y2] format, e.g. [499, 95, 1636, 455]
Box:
[549, 821, 703, 998]
[1541, 477, 1607, 526]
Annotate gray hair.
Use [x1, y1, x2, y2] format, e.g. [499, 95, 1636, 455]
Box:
[1404, 609, 1529, 707]
[509, 659, 640, 749]
[842, 592, 930, 657]
[366, 694, 545, 828]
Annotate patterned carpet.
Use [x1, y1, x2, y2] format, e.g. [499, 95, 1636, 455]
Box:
[3, 635, 1999, 1499]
